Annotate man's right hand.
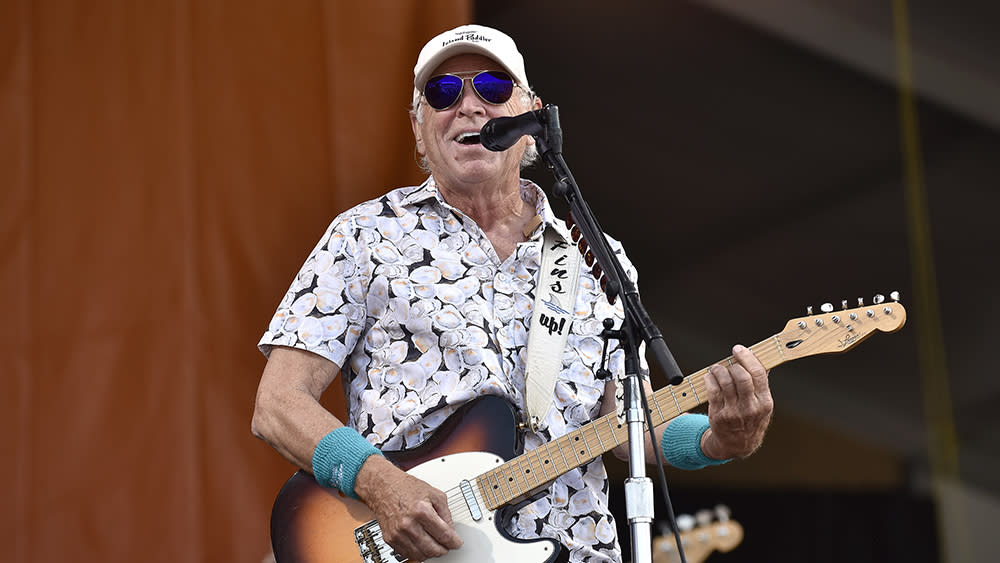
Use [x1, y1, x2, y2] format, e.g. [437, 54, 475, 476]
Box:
[354, 455, 463, 561]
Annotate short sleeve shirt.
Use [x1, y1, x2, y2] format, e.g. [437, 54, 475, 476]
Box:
[259, 176, 640, 562]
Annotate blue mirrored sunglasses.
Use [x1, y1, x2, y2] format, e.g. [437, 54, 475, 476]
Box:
[423, 70, 516, 110]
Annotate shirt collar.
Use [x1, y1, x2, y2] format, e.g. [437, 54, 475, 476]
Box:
[401, 175, 571, 242]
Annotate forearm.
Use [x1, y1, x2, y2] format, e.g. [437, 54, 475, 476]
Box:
[623, 419, 727, 466]
[602, 380, 665, 464]
[252, 384, 345, 472]
[601, 380, 727, 466]
[251, 346, 347, 473]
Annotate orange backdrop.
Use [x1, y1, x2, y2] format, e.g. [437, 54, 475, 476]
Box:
[1, 1, 470, 561]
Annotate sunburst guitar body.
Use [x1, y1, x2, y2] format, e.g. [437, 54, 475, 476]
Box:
[270, 396, 561, 562]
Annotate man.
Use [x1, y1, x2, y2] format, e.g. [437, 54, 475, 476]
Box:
[252, 24, 772, 563]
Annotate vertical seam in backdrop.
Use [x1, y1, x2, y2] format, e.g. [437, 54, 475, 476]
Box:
[176, 0, 205, 558]
[17, 0, 36, 560]
[891, 1, 969, 561]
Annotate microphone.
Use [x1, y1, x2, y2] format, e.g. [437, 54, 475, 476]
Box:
[480, 109, 547, 151]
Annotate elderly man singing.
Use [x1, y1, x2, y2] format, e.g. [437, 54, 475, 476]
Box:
[253, 24, 773, 563]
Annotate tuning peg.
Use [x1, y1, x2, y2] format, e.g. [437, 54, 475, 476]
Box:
[857, 297, 864, 306]
[841, 300, 848, 310]
[714, 504, 732, 522]
[820, 303, 834, 313]
[806, 306, 813, 315]
[695, 510, 713, 527]
[676, 514, 695, 532]
[891, 291, 900, 301]
[873, 293, 885, 304]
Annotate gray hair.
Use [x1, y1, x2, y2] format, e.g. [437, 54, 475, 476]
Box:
[409, 88, 540, 173]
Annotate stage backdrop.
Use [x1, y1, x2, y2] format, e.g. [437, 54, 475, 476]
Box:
[1, 1, 470, 561]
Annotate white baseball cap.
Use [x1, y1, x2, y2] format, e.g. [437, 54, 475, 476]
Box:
[413, 24, 530, 103]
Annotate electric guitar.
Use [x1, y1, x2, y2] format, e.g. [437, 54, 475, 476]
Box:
[270, 299, 906, 562]
[653, 506, 743, 563]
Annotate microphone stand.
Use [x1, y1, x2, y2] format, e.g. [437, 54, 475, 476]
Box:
[527, 104, 688, 563]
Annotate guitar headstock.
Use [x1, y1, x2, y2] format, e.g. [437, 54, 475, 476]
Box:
[654, 506, 744, 563]
[777, 293, 907, 361]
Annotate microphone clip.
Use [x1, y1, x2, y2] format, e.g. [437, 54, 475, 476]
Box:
[531, 104, 563, 156]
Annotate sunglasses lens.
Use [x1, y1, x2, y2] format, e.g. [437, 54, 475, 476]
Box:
[472, 71, 514, 104]
[424, 75, 464, 110]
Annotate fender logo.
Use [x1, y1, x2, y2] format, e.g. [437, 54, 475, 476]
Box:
[839, 332, 860, 348]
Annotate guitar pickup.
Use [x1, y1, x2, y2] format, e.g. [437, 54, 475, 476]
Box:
[460, 479, 483, 521]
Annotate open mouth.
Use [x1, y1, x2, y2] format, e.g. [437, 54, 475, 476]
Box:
[455, 132, 481, 145]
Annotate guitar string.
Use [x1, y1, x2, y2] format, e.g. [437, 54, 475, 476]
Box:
[364, 342, 787, 538]
[360, 330, 873, 556]
[412, 321, 887, 537]
[425, 376, 709, 521]
[439, 368, 723, 517]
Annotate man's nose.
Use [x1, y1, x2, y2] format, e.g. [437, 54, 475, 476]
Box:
[455, 78, 486, 114]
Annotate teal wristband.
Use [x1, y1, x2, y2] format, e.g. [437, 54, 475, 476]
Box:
[312, 427, 384, 498]
[660, 414, 732, 470]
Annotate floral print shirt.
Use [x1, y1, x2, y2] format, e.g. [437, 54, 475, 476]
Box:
[259, 176, 641, 562]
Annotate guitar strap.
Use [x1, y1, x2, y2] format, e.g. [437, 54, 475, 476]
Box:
[524, 222, 581, 433]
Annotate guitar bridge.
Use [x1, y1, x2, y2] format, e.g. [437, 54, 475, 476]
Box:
[354, 522, 405, 563]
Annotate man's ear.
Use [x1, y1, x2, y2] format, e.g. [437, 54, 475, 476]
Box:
[523, 95, 544, 147]
[409, 111, 425, 154]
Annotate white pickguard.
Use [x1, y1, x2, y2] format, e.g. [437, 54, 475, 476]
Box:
[368, 451, 560, 563]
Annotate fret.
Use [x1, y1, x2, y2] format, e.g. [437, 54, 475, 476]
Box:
[485, 468, 503, 504]
[524, 449, 543, 487]
[584, 428, 596, 457]
[510, 456, 532, 494]
[495, 466, 516, 502]
[480, 471, 495, 507]
[668, 385, 682, 416]
[686, 375, 701, 404]
[770, 335, 786, 363]
[572, 429, 592, 461]
[604, 416, 622, 450]
[532, 445, 553, 481]
[546, 444, 562, 479]
[477, 473, 498, 509]
[487, 472, 502, 508]
[649, 391, 666, 426]
[556, 436, 572, 472]
[592, 422, 607, 452]
[509, 461, 527, 497]
[567, 432, 583, 464]
[651, 392, 666, 426]
[478, 470, 495, 507]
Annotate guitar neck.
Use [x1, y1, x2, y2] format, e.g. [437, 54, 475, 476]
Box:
[475, 298, 906, 509]
[645, 335, 788, 429]
[476, 336, 784, 510]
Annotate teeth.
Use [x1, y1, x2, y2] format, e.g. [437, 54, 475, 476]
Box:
[456, 132, 479, 143]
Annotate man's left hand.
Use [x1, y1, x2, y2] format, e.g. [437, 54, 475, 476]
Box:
[701, 344, 774, 459]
